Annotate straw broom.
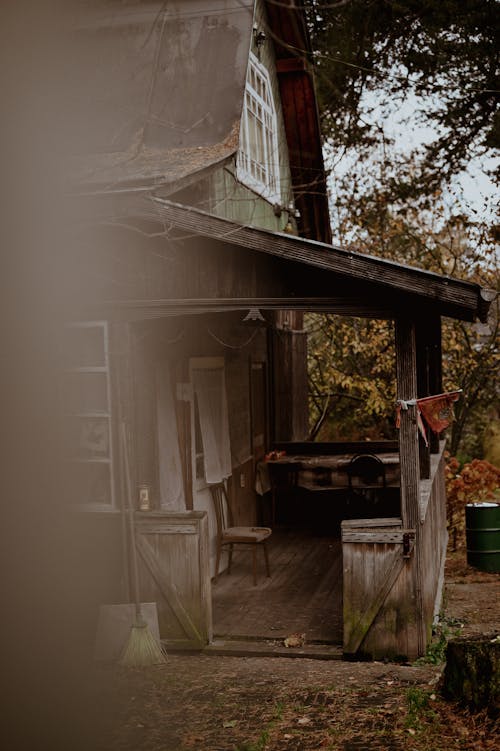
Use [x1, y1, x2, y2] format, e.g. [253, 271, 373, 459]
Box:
[119, 423, 166, 666]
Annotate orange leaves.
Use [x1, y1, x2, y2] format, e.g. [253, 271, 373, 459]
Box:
[445, 455, 500, 550]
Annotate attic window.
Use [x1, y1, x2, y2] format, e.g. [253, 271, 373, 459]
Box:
[237, 52, 280, 202]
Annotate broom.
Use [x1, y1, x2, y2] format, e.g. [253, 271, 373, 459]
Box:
[119, 423, 166, 666]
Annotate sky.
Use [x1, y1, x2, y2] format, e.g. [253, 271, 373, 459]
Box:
[326, 89, 499, 237]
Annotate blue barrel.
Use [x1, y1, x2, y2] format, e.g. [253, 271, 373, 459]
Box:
[465, 503, 500, 573]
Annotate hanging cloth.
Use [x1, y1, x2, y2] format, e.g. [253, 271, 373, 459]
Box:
[192, 367, 232, 484]
[396, 390, 462, 447]
[157, 366, 185, 510]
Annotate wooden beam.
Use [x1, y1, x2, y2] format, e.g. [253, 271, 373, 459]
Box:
[416, 319, 431, 479]
[428, 316, 443, 454]
[395, 317, 426, 655]
[142, 199, 484, 321]
[395, 318, 420, 530]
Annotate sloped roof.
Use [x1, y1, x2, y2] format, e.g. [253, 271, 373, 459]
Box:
[70, 0, 253, 189]
[121, 197, 492, 323]
[70, 0, 332, 243]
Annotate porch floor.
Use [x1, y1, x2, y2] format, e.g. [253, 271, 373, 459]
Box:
[211, 528, 343, 645]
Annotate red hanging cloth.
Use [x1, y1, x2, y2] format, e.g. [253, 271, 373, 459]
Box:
[416, 391, 461, 433]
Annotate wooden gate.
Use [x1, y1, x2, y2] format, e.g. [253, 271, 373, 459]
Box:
[134, 511, 212, 650]
[342, 518, 417, 660]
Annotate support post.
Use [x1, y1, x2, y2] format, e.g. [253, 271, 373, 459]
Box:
[395, 317, 425, 656]
[428, 315, 443, 454]
[271, 311, 308, 441]
[416, 319, 431, 479]
[395, 318, 420, 530]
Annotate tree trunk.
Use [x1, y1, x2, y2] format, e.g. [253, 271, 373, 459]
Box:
[442, 634, 500, 714]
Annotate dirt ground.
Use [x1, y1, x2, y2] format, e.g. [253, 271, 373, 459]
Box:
[92, 549, 499, 751]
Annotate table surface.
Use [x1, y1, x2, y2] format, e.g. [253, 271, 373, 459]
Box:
[258, 452, 400, 493]
[266, 452, 400, 469]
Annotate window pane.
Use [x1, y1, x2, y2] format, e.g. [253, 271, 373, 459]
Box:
[237, 54, 280, 201]
[64, 325, 105, 368]
[64, 371, 109, 413]
[68, 461, 112, 506]
[66, 416, 110, 460]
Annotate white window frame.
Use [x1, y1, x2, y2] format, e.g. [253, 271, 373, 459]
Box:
[236, 51, 281, 203]
[64, 320, 116, 512]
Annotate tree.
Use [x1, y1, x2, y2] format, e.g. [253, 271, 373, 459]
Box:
[307, 0, 499, 194]
[304, 2, 499, 458]
[306, 176, 499, 457]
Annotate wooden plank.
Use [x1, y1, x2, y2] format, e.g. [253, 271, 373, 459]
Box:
[342, 517, 402, 529]
[343, 544, 406, 654]
[212, 530, 343, 643]
[342, 530, 415, 544]
[395, 319, 420, 530]
[395, 317, 424, 656]
[428, 316, 443, 454]
[135, 532, 204, 645]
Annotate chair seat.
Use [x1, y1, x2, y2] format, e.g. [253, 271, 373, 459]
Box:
[222, 526, 272, 543]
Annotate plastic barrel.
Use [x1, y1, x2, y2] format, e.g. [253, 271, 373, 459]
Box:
[465, 503, 500, 573]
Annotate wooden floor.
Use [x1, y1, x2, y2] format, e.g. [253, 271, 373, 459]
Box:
[212, 528, 343, 644]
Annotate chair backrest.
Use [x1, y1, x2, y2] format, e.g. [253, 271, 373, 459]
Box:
[209, 482, 233, 534]
[346, 453, 386, 488]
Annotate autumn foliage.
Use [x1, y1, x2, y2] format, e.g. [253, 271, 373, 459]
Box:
[445, 455, 500, 551]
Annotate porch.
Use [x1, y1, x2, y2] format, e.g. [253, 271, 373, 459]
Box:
[206, 526, 347, 659]
[211, 527, 343, 645]
[83, 199, 493, 661]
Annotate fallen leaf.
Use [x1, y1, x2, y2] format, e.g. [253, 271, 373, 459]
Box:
[408, 728, 416, 736]
[297, 716, 311, 725]
[223, 720, 237, 728]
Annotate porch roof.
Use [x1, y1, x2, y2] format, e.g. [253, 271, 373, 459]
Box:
[124, 197, 494, 323]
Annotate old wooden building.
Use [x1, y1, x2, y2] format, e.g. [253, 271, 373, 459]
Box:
[68, 0, 494, 661]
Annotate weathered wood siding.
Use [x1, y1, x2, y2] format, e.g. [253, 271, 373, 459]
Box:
[342, 518, 417, 660]
[418, 443, 448, 638]
[134, 511, 212, 649]
[342, 443, 448, 660]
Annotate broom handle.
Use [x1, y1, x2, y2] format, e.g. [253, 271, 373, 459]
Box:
[121, 423, 142, 622]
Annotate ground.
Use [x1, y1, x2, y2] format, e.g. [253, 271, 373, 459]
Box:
[93, 549, 499, 751]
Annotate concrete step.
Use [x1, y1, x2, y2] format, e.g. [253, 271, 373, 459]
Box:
[204, 637, 343, 660]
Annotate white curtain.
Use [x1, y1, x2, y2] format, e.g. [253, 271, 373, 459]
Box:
[157, 367, 185, 510]
[192, 367, 232, 484]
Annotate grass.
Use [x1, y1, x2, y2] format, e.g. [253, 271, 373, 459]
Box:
[405, 687, 438, 732]
[414, 615, 464, 666]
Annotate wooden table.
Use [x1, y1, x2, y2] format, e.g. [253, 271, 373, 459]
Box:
[260, 452, 400, 492]
[257, 452, 400, 528]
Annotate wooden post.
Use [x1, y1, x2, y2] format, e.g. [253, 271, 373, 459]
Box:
[395, 318, 420, 531]
[416, 319, 431, 479]
[132, 326, 158, 506]
[271, 311, 308, 441]
[395, 317, 425, 656]
[428, 315, 443, 454]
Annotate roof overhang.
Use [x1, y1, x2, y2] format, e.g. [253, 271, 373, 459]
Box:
[118, 197, 492, 323]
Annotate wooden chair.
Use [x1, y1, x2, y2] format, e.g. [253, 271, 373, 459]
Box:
[209, 481, 272, 586]
[345, 453, 386, 510]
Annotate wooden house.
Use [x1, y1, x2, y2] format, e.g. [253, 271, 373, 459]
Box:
[67, 0, 494, 661]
